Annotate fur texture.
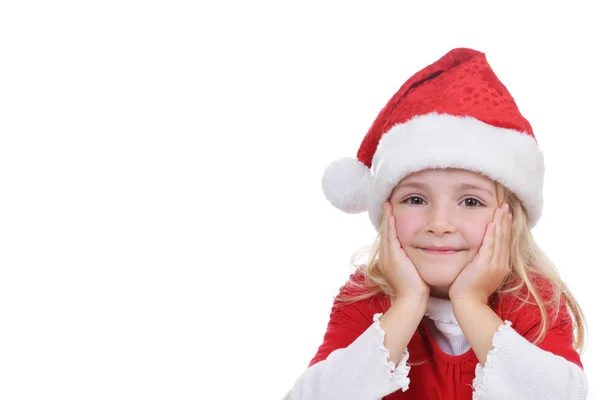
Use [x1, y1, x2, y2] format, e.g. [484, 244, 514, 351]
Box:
[366, 113, 545, 230]
[322, 156, 373, 213]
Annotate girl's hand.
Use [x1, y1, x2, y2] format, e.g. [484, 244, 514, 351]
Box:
[449, 203, 512, 304]
[380, 201, 430, 300]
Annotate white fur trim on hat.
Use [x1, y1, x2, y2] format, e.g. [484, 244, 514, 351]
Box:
[367, 112, 545, 230]
[322, 157, 373, 213]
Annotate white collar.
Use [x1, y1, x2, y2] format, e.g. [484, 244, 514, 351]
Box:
[425, 296, 459, 326]
[425, 297, 469, 353]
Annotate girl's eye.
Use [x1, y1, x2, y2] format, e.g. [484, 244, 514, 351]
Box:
[404, 196, 425, 205]
[462, 198, 484, 207]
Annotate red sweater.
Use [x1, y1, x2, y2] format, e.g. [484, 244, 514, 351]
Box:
[308, 272, 582, 399]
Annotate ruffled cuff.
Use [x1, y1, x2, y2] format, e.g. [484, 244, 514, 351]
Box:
[472, 320, 587, 399]
[373, 312, 411, 391]
[472, 320, 512, 397]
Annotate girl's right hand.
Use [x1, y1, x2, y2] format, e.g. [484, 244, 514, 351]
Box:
[380, 201, 430, 301]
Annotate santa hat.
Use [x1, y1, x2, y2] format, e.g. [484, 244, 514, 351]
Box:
[322, 48, 544, 230]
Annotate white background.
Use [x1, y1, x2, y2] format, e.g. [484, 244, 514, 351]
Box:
[0, 1, 598, 399]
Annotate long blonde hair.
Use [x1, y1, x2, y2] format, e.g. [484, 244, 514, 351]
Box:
[337, 182, 586, 352]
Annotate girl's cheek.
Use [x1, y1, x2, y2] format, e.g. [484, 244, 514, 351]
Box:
[465, 214, 493, 246]
[393, 213, 418, 245]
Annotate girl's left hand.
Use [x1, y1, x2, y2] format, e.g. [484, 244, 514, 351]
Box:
[449, 203, 512, 304]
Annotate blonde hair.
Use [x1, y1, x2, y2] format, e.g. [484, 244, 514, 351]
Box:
[338, 182, 586, 352]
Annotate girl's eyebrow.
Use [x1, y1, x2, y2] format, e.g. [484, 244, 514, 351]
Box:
[395, 181, 429, 191]
[396, 181, 495, 197]
[457, 183, 495, 197]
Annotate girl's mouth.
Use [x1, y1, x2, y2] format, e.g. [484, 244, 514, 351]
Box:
[419, 248, 462, 255]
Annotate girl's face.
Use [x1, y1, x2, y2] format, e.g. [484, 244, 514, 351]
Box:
[388, 168, 499, 298]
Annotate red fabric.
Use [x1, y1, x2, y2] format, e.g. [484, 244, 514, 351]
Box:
[308, 272, 582, 399]
[356, 48, 535, 168]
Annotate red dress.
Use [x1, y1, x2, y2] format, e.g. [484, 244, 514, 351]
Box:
[308, 272, 582, 400]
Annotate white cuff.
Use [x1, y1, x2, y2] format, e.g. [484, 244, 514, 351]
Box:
[373, 312, 411, 391]
[285, 313, 412, 400]
[473, 321, 588, 400]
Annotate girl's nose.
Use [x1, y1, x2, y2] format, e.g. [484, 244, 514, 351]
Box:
[426, 206, 456, 235]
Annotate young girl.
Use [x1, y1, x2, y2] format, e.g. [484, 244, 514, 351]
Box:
[284, 48, 588, 399]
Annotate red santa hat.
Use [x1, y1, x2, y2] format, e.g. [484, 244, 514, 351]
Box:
[322, 47, 544, 230]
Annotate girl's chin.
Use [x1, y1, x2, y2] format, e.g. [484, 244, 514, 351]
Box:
[419, 270, 462, 291]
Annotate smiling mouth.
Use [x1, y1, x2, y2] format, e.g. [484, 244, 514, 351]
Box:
[419, 248, 463, 255]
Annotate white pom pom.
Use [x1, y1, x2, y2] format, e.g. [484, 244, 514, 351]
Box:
[321, 157, 373, 214]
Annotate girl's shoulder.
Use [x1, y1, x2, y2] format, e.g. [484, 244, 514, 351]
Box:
[332, 268, 390, 314]
[496, 273, 559, 308]
[494, 274, 572, 339]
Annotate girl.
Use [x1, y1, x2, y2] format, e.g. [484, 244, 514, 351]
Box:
[284, 48, 588, 399]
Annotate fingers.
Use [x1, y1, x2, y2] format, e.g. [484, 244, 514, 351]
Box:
[481, 217, 497, 265]
[491, 203, 511, 267]
[380, 202, 388, 247]
[380, 202, 391, 264]
[381, 202, 401, 261]
[501, 204, 512, 265]
[387, 204, 400, 246]
[491, 206, 503, 264]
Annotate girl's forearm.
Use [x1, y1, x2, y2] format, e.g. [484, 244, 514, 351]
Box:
[379, 296, 428, 365]
[451, 298, 504, 365]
